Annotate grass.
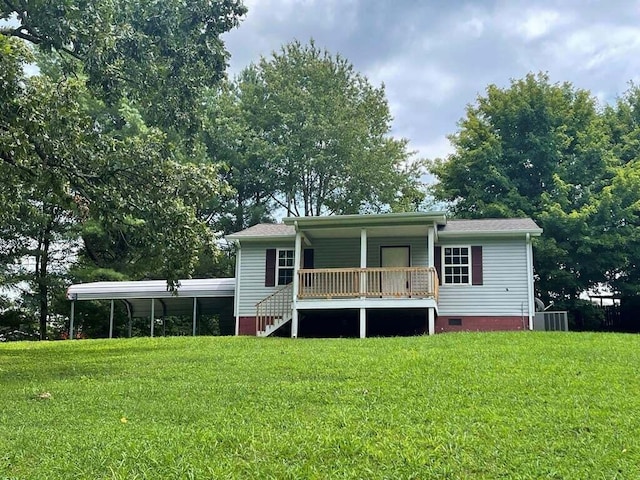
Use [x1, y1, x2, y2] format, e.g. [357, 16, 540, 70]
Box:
[1, 332, 639, 479]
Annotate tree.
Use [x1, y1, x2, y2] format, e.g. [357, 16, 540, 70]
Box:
[597, 86, 640, 297]
[0, 0, 247, 131]
[0, 36, 225, 339]
[1, 1, 246, 338]
[429, 73, 613, 301]
[207, 40, 425, 224]
[203, 73, 276, 234]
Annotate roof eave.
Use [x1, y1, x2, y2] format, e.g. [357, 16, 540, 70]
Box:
[282, 212, 448, 229]
[438, 229, 543, 238]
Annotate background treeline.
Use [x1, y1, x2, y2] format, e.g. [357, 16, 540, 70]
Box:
[429, 73, 640, 327]
[1, 3, 638, 339]
[0, 2, 425, 339]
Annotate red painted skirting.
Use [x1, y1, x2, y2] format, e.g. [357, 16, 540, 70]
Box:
[238, 314, 526, 336]
[238, 316, 257, 336]
[435, 316, 527, 333]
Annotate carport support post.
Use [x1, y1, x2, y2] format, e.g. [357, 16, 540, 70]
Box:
[150, 299, 155, 338]
[109, 299, 114, 339]
[69, 300, 75, 340]
[192, 297, 197, 336]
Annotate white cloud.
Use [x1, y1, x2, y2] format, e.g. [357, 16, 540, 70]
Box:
[414, 136, 455, 161]
[496, 7, 571, 42]
[561, 25, 640, 70]
[518, 9, 563, 40]
[457, 17, 485, 38]
[367, 58, 460, 107]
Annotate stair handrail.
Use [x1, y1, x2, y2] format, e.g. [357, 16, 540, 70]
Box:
[255, 283, 293, 334]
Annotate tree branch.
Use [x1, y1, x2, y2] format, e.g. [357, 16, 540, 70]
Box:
[0, 151, 37, 178]
[2, 26, 84, 61]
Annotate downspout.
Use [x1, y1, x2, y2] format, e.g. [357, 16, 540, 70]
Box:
[525, 233, 534, 330]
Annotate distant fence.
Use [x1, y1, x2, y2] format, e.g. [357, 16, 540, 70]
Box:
[533, 311, 568, 331]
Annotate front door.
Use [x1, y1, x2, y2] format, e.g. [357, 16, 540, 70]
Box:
[380, 246, 410, 295]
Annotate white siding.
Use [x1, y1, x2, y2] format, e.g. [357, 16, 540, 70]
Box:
[437, 238, 529, 316]
[310, 236, 429, 268]
[367, 237, 428, 267]
[237, 241, 294, 317]
[313, 238, 360, 268]
[237, 236, 431, 316]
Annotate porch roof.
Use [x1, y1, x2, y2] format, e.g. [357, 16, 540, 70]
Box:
[225, 214, 542, 241]
[227, 212, 448, 241]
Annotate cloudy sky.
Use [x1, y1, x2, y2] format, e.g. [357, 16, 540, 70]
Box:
[222, 0, 640, 162]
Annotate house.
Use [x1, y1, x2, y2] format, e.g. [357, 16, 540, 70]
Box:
[226, 212, 542, 338]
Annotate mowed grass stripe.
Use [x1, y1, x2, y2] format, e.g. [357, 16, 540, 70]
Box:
[0, 332, 639, 479]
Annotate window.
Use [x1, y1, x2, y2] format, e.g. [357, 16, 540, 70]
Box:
[277, 249, 294, 285]
[443, 246, 470, 284]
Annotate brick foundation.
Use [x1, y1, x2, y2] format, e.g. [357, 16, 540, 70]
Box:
[237, 316, 257, 336]
[435, 316, 527, 333]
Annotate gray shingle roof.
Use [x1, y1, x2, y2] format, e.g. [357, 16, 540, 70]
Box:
[441, 218, 541, 233]
[227, 223, 295, 238]
[228, 217, 542, 240]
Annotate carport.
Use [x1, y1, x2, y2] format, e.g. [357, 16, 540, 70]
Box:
[66, 278, 235, 339]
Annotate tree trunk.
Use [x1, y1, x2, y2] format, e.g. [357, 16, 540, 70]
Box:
[38, 224, 52, 340]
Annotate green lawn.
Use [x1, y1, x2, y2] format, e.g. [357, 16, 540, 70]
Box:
[1, 332, 639, 479]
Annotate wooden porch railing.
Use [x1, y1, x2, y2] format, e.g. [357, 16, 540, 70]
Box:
[255, 284, 293, 334]
[298, 267, 439, 300]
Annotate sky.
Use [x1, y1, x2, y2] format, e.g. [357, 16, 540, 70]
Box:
[222, 0, 640, 162]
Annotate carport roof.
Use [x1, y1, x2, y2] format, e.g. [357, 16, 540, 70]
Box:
[67, 278, 235, 301]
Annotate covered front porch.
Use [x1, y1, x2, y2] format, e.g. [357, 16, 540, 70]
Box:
[257, 212, 445, 338]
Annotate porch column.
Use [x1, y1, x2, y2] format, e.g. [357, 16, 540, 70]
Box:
[291, 229, 302, 338]
[150, 299, 155, 338]
[360, 228, 367, 338]
[109, 299, 114, 339]
[428, 227, 436, 335]
[427, 226, 435, 268]
[428, 308, 435, 335]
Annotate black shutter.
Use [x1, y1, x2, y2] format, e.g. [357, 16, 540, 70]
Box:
[434, 246, 442, 285]
[471, 246, 483, 285]
[265, 249, 276, 287]
[303, 249, 314, 269]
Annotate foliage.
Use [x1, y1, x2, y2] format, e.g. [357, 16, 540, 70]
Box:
[0, 0, 247, 130]
[429, 73, 632, 300]
[1, 333, 639, 478]
[206, 40, 425, 227]
[1, 0, 245, 338]
[598, 87, 640, 297]
[0, 36, 228, 338]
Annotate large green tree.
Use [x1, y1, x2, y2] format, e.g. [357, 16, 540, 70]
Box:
[0, 0, 245, 338]
[1, 0, 246, 131]
[1, 39, 224, 337]
[206, 40, 425, 225]
[429, 73, 614, 302]
[597, 86, 640, 297]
